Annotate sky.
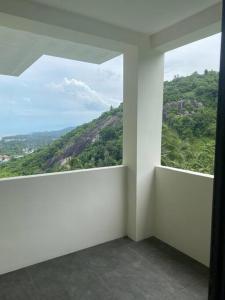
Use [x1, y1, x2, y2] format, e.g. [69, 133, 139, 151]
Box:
[164, 33, 221, 81]
[0, 33, 221, 137]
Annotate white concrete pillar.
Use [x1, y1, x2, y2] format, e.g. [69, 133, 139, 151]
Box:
[123, 45, 164, 241]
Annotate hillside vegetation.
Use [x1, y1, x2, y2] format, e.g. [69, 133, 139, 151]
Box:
[0, 127, 73, 157]
[0, 105, 123, 178]
[162, 70, 217, 174]
[0, 71, 218, 178]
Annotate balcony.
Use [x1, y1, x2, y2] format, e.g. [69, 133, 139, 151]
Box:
[0, 0, 221, 299]
[0, 165, 212, 299]
[0, 236, 208, 300]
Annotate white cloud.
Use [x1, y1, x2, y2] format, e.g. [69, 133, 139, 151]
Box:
[165, 33, 221, 81]
[47, 81, 65, 92]
[47, 77, 120, 111]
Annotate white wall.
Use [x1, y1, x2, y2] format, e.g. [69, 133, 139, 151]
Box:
[136, 49, 164, 240]
[0, 166, 127, 275]
[155, 166, 213, 266]
[123, 46, 164, 242]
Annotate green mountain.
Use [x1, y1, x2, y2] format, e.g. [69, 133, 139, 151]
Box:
[0, 127, 74, 157]
[162, 70, 218, 174]
[0, 70, 218, 178]
[0, 105, 123, 178]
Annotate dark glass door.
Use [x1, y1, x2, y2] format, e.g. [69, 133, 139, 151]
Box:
[209, 1, 225, 299]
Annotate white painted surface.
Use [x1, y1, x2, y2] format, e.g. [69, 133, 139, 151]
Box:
[0, 0, 147, 53]
[0, 25, 120, 76]
[136, 49, 164, 240]
[0, 0, 220, 77]
[0, 0, 218, 274]
[30, 0, 220, 34]
[155, 166, 213, 266]
[151, 3, 222, 52]
[0, 166, 127, 275]
[123, 46, 164, 241]
[123, 47, 138, 240]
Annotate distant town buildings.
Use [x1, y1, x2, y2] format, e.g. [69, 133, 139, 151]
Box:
[0, 155, 11, 164]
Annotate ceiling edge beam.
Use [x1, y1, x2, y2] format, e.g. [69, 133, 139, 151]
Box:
[0, 0, 148, 53]
[150, 3, 222, 52]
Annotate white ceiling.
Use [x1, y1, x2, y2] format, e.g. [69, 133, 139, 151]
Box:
[0, 0, 221, 76]
[30, 0, 221, 34]
[0, 26, 119, 76]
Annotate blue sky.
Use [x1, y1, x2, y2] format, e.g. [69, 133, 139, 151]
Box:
[0, 55, 123, 137]
[0, 33, 221, 137]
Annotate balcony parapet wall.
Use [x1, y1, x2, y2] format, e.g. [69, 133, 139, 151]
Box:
[155, 165, 213, 266]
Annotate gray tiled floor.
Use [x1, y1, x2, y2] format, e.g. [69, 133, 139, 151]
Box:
[0, 237, 208, 300]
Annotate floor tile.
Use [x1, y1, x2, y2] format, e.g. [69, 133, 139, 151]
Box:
[0, 269, 37, 300]
[0, 237, 208, 300]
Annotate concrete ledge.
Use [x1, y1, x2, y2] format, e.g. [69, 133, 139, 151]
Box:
[0, 165, 127, 274]
[155, 165, 213, 266]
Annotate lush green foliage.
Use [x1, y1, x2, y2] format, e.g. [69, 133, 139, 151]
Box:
[0, 105, 123, 177]
[162, 70, 217, 174]
[0, 127, 73, 156]
[0, 71, 218, 178]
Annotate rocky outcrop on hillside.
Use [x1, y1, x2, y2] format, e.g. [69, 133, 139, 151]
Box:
[163, 99, 203, 121]
[44, 114, 120, 169]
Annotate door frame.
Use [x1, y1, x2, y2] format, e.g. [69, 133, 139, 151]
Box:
[209, 1, 225, 299]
